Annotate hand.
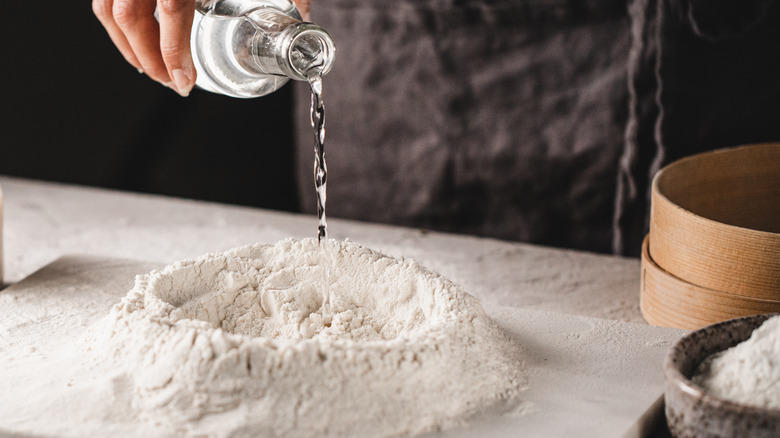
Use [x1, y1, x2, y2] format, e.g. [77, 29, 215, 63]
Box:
[93, 0, 313, 97]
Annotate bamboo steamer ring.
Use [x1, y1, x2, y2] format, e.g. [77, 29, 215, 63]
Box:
[649, 143, 780, 301]
[640, 235, 780, 330]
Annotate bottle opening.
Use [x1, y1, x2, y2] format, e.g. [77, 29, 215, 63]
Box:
[289, 30, 335, 78]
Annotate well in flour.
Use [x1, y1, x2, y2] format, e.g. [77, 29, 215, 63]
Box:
[88, 238, 528, 437]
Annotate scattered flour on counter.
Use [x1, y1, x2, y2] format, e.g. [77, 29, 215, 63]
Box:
[692, 315, 780, 409]
[82, 238, 528, 437]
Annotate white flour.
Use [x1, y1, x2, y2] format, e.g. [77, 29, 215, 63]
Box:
[692, 315, 780, 409]
[83, 238, 527, 437]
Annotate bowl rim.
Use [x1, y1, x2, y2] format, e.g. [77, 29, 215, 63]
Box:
[665, 312, 780, 415]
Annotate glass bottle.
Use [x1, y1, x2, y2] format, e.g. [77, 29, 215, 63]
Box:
[192, 0, 335, 98]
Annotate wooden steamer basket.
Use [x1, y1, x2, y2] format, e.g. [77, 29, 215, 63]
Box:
[641, 143, 780, 329]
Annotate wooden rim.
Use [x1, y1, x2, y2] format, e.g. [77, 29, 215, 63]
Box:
[640, 235, 780, 330]
[649, 143, 780, 300]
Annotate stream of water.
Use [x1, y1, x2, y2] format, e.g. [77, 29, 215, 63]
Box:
[309, 73, 331, 316]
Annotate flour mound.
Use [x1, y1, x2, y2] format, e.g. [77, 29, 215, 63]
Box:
[93, 239, 526, 437]
[693, 315, 780, 409]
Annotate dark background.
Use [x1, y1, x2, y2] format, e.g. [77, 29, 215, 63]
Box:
[1, 2, 300, 213]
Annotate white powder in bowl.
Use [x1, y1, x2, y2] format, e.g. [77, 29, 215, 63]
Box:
[692, 315, 780, 409]
[87, 238, 527, 437]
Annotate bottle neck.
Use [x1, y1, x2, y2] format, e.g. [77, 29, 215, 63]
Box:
[243, 9, 335, 81]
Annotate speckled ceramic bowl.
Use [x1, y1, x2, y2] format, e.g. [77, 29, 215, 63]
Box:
[664, 313, 780, 437]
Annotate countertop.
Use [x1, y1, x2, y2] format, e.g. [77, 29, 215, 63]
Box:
[0, 176, 683, 437]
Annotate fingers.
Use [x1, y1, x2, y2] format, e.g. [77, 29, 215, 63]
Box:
[93, 0, 196, 96]
[158, 0, 196, 96]
[113, 0, 171, 85]
[93, 0, 143, 71]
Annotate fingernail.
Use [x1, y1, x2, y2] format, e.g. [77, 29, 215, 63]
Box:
[172, 69, 192, 97]
[137, 68, 144, 74]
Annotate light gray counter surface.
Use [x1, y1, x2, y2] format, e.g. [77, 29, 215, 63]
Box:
[1, 176, 644, 324]
[0, 176, 682, 437]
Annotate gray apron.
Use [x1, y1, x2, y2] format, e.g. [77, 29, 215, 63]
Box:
[294, 0, 780, 255]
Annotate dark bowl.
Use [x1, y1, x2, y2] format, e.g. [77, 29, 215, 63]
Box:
[664, 313, 780, 437]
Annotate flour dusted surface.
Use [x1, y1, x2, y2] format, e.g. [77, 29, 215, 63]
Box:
[692, 315, 780, 410]
[86, 238, 527, 437]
